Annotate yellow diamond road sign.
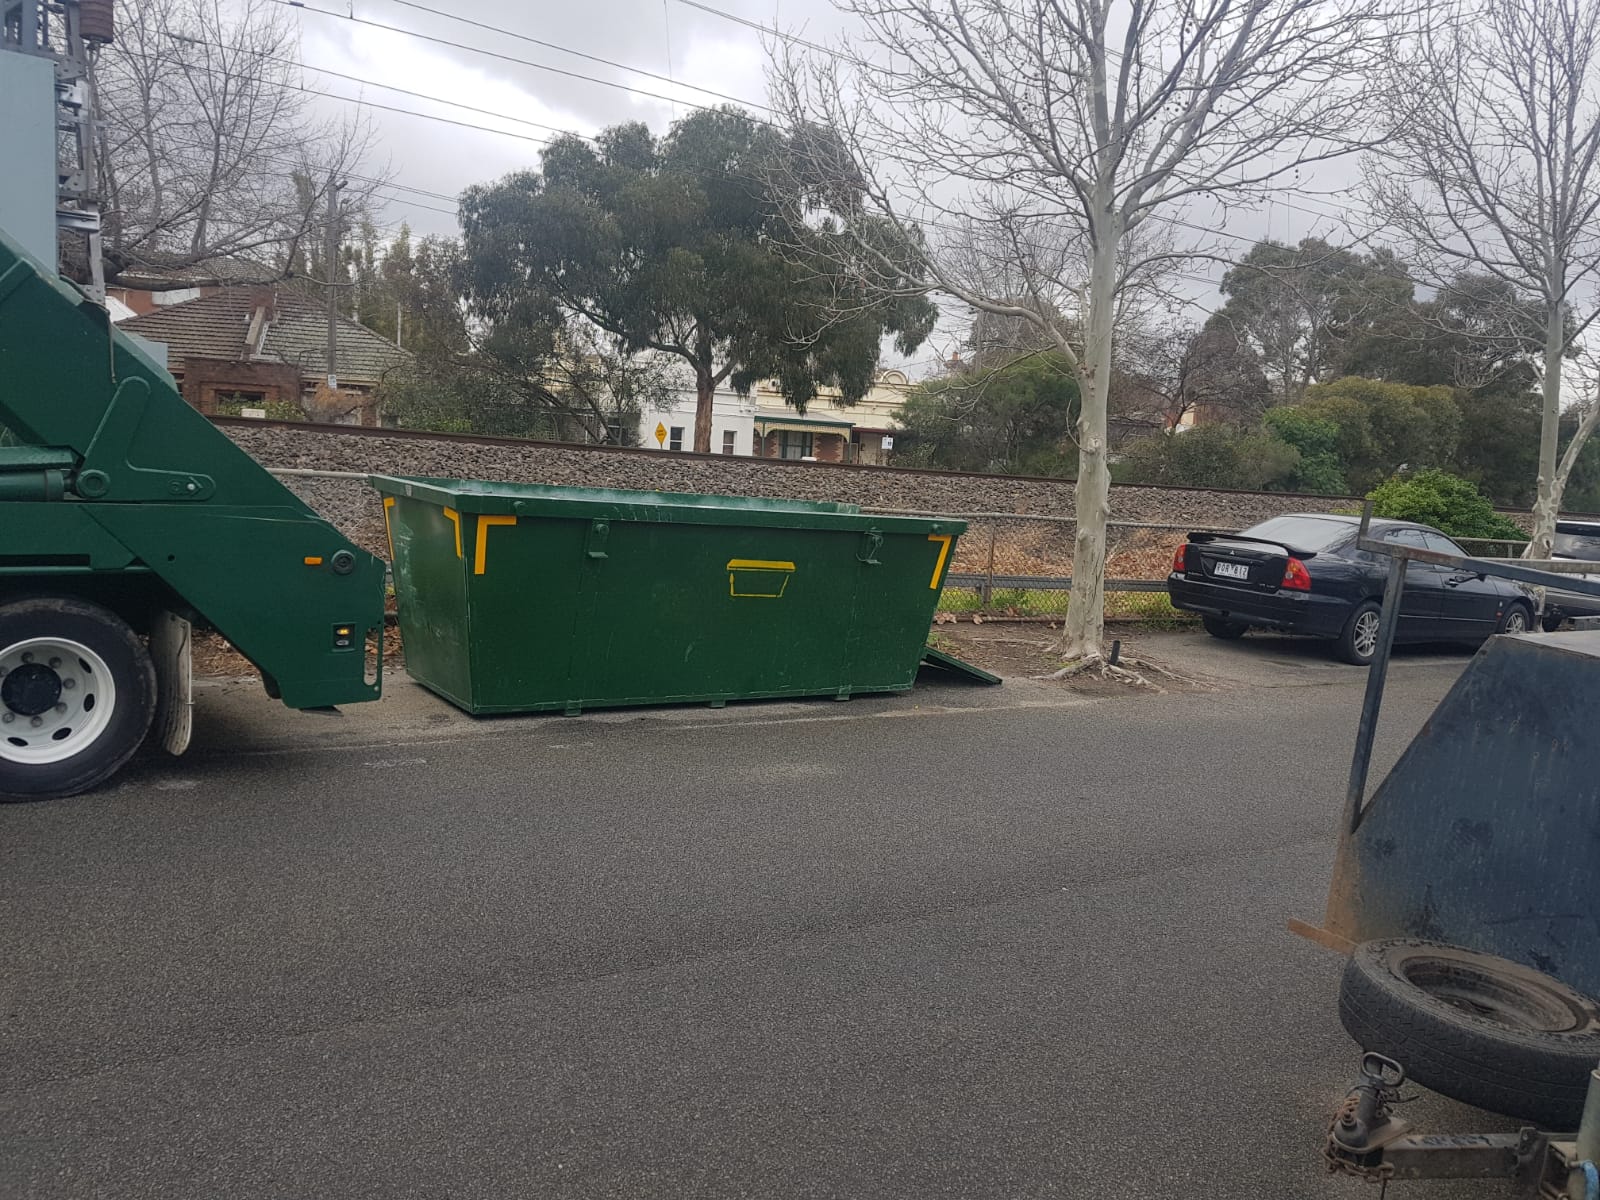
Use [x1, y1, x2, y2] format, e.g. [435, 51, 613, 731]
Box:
[655, 422, 667, 447]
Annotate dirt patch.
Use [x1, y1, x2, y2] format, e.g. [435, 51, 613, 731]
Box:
[927, 622, 1221, 696]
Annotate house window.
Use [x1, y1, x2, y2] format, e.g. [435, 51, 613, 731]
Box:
[669, 425, 684, 451]
[778, 430, 813, 460]
[721, 430, 736, 454]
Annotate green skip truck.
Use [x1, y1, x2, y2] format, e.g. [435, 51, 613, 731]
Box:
[0, 228, 388, 797]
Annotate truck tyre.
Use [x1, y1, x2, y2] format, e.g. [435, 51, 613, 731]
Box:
[1338, 939, 1600, 1129]
[0, 597, 157, 800]
[1543, 609, 1566, 633]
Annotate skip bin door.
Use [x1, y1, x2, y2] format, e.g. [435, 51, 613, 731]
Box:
[839, 525, 955, 695]
[562, 516, 863, 710]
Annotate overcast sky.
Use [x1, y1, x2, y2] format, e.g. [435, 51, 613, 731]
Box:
[287, 0, 1347, 373]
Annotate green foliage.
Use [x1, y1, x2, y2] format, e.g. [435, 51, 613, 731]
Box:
[1116, 425, 1301, 490]
[895, 354, 1079, 474]
[1297, 376, 1460, 493]
[458, 107, 936, 449]
[1452, 387, 1542, 509]
[1214, 238, 1414, 401]
[1335, 271, 1550, 392]
[1262, 407, 1347, 493]
[1366, 469, 1524, 539]
[1109, 237, 1562, 508]
[1544, 409, 1600, 515]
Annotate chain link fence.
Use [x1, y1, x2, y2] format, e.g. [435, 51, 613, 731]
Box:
[880, 517, 1539, 623]
[867, 509, 1230, 623]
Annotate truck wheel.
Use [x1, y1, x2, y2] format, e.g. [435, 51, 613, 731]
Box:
[0, 598, 156, 800]
[1339, 939, 1600, 1129]
[1543, 610, 1566, 633]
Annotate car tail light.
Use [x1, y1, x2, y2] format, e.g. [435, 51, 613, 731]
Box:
[1173, 544, 1187, 572]
[1283, 557, 1311, 591]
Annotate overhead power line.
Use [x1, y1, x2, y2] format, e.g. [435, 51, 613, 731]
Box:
[670, 0, 845, 60]
[174, 33, 597, 143]
[278, 0, 761, 115]
[379, 0, 771, 112]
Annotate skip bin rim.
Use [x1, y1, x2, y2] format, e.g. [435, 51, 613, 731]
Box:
[369, 475, 967, 535]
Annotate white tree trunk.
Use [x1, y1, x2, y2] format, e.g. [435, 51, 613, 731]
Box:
[1056, 221, 1119, 659]
[1539, 394, 1600, 554]
[1527, 301, 1566, 560]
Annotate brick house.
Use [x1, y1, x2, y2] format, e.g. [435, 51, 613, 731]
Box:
[120, 288, 409, 426]
[750, 369, 913, 463]
[751, 407, 857, 461]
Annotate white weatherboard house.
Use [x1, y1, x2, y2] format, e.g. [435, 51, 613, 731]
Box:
[639, 370, 913, 463]
[640, 385, 760, 455]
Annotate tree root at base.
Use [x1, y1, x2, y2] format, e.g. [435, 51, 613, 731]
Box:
[1036, 652, 1205, 692]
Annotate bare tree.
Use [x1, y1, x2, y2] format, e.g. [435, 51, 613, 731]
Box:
[91, 0, 383, 289]
[1114, 322, 1271, 433]
[1368, 0, 1600, 559]
[772, 0, 1403, 669]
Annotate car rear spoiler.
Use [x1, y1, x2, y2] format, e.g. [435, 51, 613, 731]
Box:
[1186, 531, 1320, 559]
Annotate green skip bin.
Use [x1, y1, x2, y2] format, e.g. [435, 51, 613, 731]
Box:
[369, 476, 969, 714]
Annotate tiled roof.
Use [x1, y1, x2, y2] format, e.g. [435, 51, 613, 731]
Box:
[121, 288, 408, 383]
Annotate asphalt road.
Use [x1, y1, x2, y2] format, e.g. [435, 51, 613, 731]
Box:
[1, 636, 1514, 1198]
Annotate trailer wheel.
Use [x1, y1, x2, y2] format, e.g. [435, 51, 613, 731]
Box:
[0, 598, 156, 800]
[1339, 939, 1600, 1129]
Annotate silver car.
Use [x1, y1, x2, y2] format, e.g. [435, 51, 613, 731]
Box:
[1541, 520, 1600, 630]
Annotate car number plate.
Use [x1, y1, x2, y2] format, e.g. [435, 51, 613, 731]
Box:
[1213, 561, 1251, 580]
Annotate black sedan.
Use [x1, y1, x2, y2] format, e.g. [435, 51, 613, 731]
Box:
[1167, 514, 1533, 664]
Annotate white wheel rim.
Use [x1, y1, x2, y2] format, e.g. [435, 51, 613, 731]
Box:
[0, 637, 117, 765]
[1354, 612, 1380, 658]
[1506, 610, 1527, 633]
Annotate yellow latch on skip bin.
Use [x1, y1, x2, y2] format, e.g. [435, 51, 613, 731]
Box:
[727, 559, 795, 598]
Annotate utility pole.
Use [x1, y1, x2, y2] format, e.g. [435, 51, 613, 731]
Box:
[3, 0, 114, 300]
[324, 175, 344, 390]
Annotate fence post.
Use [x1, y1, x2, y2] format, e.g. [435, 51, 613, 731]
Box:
[983, 523, 996, 608]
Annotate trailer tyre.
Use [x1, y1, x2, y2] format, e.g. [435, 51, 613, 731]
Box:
[0, 598, 156, 800]
[1338, 939, 1600, 1129]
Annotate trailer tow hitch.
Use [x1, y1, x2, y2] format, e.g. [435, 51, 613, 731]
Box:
[1325, 1053, 1594, 1196]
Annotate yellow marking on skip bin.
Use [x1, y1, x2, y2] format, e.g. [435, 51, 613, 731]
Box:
[727, 558, 796, 598]
[381, 496, 397, 562]
[927, 534, 953, 588]
[475, 514, 517, 575]
[442, 506, 462, 558]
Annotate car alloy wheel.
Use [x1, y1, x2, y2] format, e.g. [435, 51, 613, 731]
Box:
[1353, 610, 1381, 660]
[1503, 608, 1529, 634]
